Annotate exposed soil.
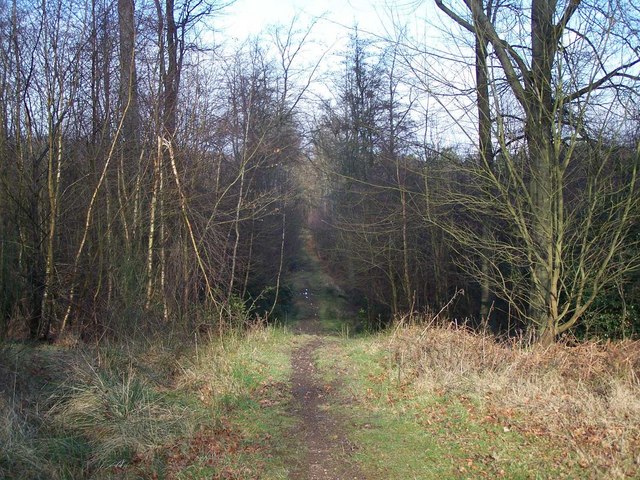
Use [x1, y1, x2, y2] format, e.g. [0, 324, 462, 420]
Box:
[289, 333, 364, 480]
[288, 234, 365, 479]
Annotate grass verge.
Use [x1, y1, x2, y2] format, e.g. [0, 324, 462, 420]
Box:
[315, 320, 640, 479]
[0, 325, 300, 479]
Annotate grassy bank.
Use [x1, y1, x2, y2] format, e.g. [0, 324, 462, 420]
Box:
[315, 321, 640, 479]
[0, 326, 299, 480]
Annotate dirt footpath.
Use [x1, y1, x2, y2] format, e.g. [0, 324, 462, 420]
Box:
[289, 335, 364, 480]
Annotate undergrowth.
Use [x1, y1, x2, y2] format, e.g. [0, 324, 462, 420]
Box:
[384, 319, 640, 477]
[0, 325, 296, 479]
[312, 315, 640, 478]
[3, 302, 639, 479]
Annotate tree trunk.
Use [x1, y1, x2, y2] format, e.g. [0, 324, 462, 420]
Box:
[475, 11, 493, 321]
[164, 0, 178, 138]
[118, 0, 140, 144]
[526, 0, 557, 341]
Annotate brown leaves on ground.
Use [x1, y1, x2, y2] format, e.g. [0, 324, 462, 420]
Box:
[129, 423, 269, 480]
[131, 380, 290, 479]
[388, 323, 640, 478]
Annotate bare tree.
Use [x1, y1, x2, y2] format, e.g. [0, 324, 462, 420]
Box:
[434, 0, 640, 342]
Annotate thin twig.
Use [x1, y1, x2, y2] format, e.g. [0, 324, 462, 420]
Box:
[419, 289, 464, 340]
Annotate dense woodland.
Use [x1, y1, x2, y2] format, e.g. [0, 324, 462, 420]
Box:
[0, 0, 639, 344]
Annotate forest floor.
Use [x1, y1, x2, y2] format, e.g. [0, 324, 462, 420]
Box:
[1, 232, 639, 479]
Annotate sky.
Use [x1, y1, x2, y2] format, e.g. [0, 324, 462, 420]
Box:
[220, 0, 418, 43]
[206, 0, 640, 150]
[212, 0, 476, 147]
[214, 1, 422, 103]
[215, 0, 449, 62]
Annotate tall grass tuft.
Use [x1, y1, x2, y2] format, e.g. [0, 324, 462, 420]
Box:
[1, 323, 290, 478]
[49, 359, 192, 472]
[0, 397, 48, 479]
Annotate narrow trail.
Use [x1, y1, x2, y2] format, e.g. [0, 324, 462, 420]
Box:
[290, 337, 362, 480]
[287, 233, 365, 480]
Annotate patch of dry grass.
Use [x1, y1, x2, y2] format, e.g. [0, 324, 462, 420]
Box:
[388, 321, 640, 478]
[173, 326, 295, 406]
[48, 365, 191, 472]
[0, 343, 83, 479]
[0, 396, 46, 478]
[0, 328, 278, 479]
